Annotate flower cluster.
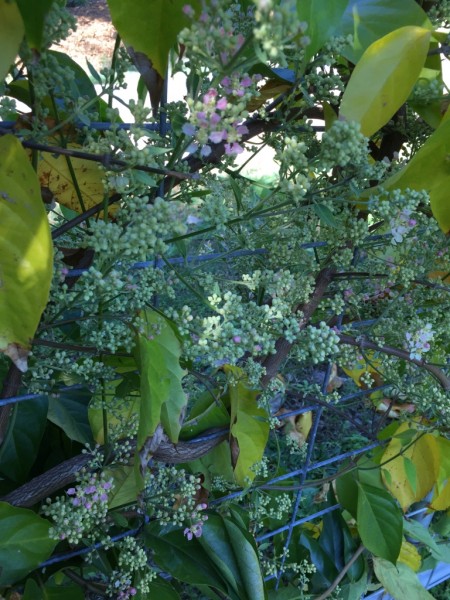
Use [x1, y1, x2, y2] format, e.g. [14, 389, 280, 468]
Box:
[107, 537, 156, 599]
[43, 472, 113, 544]
[405, 323, 434, 361]
[183, 503, 209, 540]
[320, 119, 369, 169]
[183, 82, 260, 157]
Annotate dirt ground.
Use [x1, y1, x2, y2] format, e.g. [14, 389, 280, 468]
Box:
[55, 0, 116, 71]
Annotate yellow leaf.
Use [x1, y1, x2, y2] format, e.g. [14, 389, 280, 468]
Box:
[398, 539, 421, 572]
[431, 479, 450, 511]
[37, 146, 107, 214]
[296, 411, 312, 440]
[340, 26, 431, 137]
[381, 423, 440, 511]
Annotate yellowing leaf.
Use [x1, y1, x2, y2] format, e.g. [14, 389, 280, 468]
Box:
[398, 539, 421, 572]
[0, 0, 24, 81]
[225, 365, 270, 486]
[0, 135, 53, 372]
[381, 423, 439, 511]
[340, 26, 431, 136]
[362, 116, 450, 232]
[37, 146, 106, 214]
[430, 479, 450, 511]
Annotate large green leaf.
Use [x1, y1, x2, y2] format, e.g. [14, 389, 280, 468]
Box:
[0, 397, 48, 483]
[371, 117, 450, 233]
[356, 482, 403, 563]
[297, 0, 348, 63]
[23, 572, 84, 600]
[0, 0, 24, 80]
[180, 389, 229, 440]
[0, 502, 57, 585]
[145, 523, 229, 594]
[0, 134, 53, 372]
[340, 26, 431, 137]
[106, 465, 140, 509]
[47, 387, 93, 445]
[16, 0, 54, 50]
[223, 516, 267, 600]
[373, 557, 435, 600]
[136, 309, 187, 445]
[339, 0, 431, 64]
[225, 366, 269, 486]
[107, 0, 200, 77]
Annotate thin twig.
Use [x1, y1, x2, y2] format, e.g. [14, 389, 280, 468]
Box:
[315, 545, 365, 600]
[338, 333, 450, 391]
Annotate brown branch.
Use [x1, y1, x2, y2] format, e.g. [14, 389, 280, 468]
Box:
[338, 333, 450, 391]
[1, 429, 228, 507]
[260, 267, 336, 387]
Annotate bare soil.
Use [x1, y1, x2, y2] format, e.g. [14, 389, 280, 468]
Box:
[55, 0, 117, 71]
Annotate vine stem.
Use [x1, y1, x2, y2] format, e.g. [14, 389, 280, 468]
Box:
[315, 545, 365, 600]
[338, 333, 450, 391]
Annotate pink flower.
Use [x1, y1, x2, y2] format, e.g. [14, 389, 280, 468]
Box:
[216, 97, 228, 110]
[236, 124, 249, 135]
[225, 142, 244, 155]
[209, 112, 221, 125]
[209, 130, 226, 144]
[203, 89, 217, 105]
[182, 4, 194, 17]
[233, 335, 242, 343]
[241, 76, 253, 88]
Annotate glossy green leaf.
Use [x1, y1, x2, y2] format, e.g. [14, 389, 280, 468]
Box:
[222, 517, 267, 600]
[188, 440, 235, 488]
[181, 389, 229, 440]
[0, 0, 24, 80]
[0, 134, 53, 372]
[338, 574, 368, 600]
[356, 482, 403, 563]
[373, 557, 435, 600]
[0, 397, 48, 483]
[16, 0, 53, 50]
[47, 387, 93, 445]
[107, 0, 200, 77]
[198, 515, 246, 599]
[340, 26, 431, 137]
[297, 0, 348, 63]
[339, 0, 431, 64]
[374, 117, 450, 233]
[225, 366, 269, 486]
[145, 523, 229, 593]
[136, 309, 187, 445]
[0, 502, 57, 585]
[336, 471, 358, 518]
[301, 532, 337, 585]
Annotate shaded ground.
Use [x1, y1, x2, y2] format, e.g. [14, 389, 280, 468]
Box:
[56, 0, 116, 71]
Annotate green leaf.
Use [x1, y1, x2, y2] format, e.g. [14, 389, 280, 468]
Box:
[356, 481, 403, 563]
[48, 51, 98, 107]
[145, 523, 229, 594]
[136, 309, 188, 444]
[106, 465, 140, 509]
[16, 0, 53, 51]
[145, 578, 181, 600]
[373, 557, 435, 600]
[339, 0, 431, 64]
[47, 387, 93, 445]
[187, 440, 234, 488]
[0, 0, 24, 80]
[340, 26, 431, 137]
[301, 532, 338, 585]
[338, 574, 368, 600]
[268, 587, 303, 600]
[225, 366, 269, 486]
[403, 457, 417, 496]
[0, 134, 53, 372]
[371, 117, 450, 233]
[336, 470, 358, 518]
[313, 203, 339, 227]
[107, 0, 200, 77]
[181, 389, 229, 440]
[403, 519, 441, 555]
[198, 515, 246, 599]
[297, 0, 348, 63]
[23, 571, 84, 600]
[0, 397, 48, 483]
[0, 502, 57, 585]
[222, 517, 267, 600]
